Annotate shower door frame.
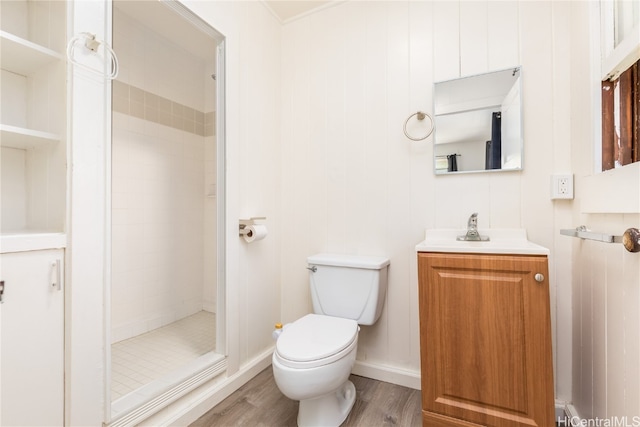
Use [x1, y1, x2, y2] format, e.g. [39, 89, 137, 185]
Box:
[102, 1, 227, 424]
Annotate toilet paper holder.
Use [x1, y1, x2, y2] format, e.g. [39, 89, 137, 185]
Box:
[239, 217, 266, 236]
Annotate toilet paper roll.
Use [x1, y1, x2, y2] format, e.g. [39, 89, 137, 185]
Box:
[243, 224, 268, 243]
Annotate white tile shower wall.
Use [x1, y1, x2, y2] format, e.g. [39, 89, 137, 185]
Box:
[112, 80, 214, 137]
[280, 0, 573, 397]
[113, 6, 206, 117]
[111, 112, 207, 343]
[111, 5, 217, 343]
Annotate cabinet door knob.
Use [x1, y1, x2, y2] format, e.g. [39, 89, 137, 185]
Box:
[534, 273, 544, 282]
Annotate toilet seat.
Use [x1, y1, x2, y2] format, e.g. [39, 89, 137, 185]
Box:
[275, 314, 358, 369]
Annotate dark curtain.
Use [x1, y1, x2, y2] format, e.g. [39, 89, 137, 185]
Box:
[485, 140, 491, 169]
[485, 112, 502, 170]
[447, 154, 458, 172]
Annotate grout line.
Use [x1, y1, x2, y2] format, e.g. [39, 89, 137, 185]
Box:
[112, 80, 216, 137]
[111, 311, 216, 399]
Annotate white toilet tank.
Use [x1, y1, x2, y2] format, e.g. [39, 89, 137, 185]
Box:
[307, 253, 390, 325]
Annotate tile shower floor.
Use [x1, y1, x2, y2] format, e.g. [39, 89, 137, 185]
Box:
[111, 311, 216, 400]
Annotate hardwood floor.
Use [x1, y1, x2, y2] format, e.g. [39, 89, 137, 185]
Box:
[190, 367, 422, 427]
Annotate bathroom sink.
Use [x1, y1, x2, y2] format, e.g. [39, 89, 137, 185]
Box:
[415, 229, 549, 255]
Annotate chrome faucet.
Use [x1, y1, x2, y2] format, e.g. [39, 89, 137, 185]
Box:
[466, 212, 479, 239]
[457, 212, 490, 241]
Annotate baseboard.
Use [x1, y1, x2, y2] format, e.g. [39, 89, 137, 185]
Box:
[141, 348, 274, 427]
[352, 360, 421, 390]
[563, 402, 581, 423]
[555, 400, 580, 425]
[138, 353, 420, 425]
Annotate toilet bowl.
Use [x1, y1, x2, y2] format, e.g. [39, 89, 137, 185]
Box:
[272, 314, 359, 427]
[272, 253, 389, 427]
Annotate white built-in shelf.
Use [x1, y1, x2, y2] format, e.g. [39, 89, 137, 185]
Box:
[0, 124, 60, 149]
[0, 231, 67, 254]
[0, 30, 63, 76]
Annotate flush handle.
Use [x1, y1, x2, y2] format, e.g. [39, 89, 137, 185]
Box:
[534, 273, 545, 283]
[306, 266, 317, 273]
[0, 280, 4, 303]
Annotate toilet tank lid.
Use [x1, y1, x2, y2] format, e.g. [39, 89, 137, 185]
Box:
[307, 253, 390, 270]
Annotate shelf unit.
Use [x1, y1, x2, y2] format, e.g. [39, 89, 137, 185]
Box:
[0, 30, 64, 75]
[1, 124, 61, 149]
[0, 0, 67, 249]
[0, 6, 68, 426]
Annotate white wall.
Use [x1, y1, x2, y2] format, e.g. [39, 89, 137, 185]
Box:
[569, 1, 640, 421]
[66, 0, 640, 424]
[280, 0, 574, 398]
[569, 213, 640, 420]
[67, 2, 110, 424]
[181, 0, 283, 374]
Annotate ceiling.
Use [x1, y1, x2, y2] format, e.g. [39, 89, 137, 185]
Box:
[114, 0, 218, 60]
[264, 0, 333, 22]
[114, 1, 333, 61]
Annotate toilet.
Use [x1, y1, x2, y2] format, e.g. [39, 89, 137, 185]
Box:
[272, 253, 390, 427]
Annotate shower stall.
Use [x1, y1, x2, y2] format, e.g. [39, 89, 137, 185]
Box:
[108, 1, 224, 420]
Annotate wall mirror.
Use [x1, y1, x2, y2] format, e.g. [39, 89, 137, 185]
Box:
[433, 67, 523, 175]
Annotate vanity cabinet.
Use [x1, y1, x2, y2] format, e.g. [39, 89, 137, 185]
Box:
[417, 252, 554, 427]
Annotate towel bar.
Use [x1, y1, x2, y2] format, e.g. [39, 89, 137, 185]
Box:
[560, 226, 640, 253]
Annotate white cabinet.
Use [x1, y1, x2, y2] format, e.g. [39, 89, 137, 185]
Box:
[0, 2, 67, 425]
[0, 249, 65, 426]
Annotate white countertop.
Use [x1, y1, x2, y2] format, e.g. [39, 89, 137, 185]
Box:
[415, 229, 549, 256]
[1, 231, 67, 253]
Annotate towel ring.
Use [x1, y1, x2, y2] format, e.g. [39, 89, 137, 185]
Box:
[66, 32, 119, 80]
[403, 111, 434, 141]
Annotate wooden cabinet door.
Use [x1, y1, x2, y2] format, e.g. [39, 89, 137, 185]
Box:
[418, 253, 554, 427]
[0, 250, 64, 426]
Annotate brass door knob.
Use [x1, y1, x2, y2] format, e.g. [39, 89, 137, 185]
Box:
[622, 228, 640, 253]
